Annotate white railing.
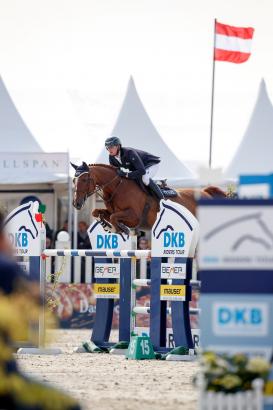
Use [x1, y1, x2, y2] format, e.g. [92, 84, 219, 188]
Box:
[44, 232, 200, 286]
[199, 379, 264, 410]
[45, 254, 92, 283]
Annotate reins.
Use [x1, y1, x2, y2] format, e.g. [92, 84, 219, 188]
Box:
[96, 175, 123, 203]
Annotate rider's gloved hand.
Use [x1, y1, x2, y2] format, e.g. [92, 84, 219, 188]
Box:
[117, 170, 127, 177]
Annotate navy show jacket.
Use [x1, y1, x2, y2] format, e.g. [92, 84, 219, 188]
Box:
[109, 147, 160, 180]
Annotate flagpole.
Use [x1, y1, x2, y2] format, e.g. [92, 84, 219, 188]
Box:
[209, 18, 217, 168]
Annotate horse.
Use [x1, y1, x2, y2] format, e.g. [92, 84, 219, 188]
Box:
[71, 162, 227, 234]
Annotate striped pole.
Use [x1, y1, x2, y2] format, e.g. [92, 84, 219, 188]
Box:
[130, 257, 137, 337]
[43, 249, 151, 258]
[132, 306, 200, 316]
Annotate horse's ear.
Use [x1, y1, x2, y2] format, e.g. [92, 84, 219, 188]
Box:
[82, 161, 89, 171]
[70, 162, 78, 170]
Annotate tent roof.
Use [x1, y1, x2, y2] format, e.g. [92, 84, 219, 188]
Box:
[0, 76, 42, 152]
[96, 77, 197, 187]
[0, 77, 69, 184]
[225, 79, 273, 180]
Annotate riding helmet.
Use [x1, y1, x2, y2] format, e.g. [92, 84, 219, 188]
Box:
[105, 136, 122, 148]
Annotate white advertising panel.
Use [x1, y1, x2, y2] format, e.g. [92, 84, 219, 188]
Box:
[88, 221, 132, 251]
[198, 204, 273, 270]
[151, 200, 199, 258]
[4, 201, 45, 257]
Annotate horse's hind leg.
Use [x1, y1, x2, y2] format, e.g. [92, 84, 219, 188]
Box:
[110, 209, 140, 234]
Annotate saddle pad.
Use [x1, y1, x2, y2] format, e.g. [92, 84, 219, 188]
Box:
[160, 187, 178, 197]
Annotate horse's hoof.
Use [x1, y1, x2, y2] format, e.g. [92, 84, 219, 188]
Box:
[98, 218, 116, 233]
[117, 223, 130, 236]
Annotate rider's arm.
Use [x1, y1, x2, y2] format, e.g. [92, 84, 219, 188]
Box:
[126, 150, 146, 179]
[109, 155, 120, 167]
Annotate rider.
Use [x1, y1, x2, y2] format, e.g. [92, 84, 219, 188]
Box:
[105, 136, 164, 200]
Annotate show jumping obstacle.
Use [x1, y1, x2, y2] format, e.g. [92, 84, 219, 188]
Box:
[4, 198, 199, 355]
[43, 199, 200, 355]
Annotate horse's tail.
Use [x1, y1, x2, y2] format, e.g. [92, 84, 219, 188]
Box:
[203, 185, 227, 198]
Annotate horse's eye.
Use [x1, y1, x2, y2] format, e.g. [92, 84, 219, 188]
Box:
[73, 178, 75, 184]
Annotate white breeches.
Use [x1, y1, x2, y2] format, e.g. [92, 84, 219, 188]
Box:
[142, 163, 160, 186]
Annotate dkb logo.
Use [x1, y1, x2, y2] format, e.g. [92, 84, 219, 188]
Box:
[163, 232, 185, 248]
[96, 234, 118, 249]
[8, 232, 29, 248]
[213, 302, 268, 336]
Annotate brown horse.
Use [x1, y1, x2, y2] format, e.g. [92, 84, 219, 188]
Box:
[71, 162, 227, 234]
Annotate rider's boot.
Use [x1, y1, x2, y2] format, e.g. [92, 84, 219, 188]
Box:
[148, 179, 164, 200]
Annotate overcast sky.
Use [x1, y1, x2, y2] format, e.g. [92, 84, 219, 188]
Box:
[0, 0, 272, 170]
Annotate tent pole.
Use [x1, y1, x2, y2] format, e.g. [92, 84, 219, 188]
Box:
[67, 152, 72, 241]
[73, 207, 78, 249]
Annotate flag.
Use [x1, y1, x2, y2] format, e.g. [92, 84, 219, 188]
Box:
[35, 213, 43, 226]
[214, 21, 254, 63]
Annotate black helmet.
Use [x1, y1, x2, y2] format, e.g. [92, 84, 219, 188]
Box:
[105, 136, 121, 148]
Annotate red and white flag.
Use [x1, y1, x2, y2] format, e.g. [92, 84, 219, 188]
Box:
[214, 21, 254, 64]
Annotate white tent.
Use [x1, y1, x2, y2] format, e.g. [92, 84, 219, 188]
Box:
[0, 76, 70, 230]
[96, 77, 197, 187]
[0, 76, 42, 152]
[225, 79, 273, 180]
[0, 76, 69, 184]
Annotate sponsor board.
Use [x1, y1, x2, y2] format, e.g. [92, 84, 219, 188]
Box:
[93, 283, 120, 299]
[198, 202, 273, 270]
[18, 261, 30, 274]
[160, 284, 186, 301]
[206, 345, 273, 360]
[152, 200, 199, 258]
[200, 294, 273, 360]
[88, 220, 131, 250]
[94, 263, 120, 278]
[4, 201, 45, 257]
[160, 263, 186, 279]
[213, 302, 268, 337]
[239, 183, 270, 199]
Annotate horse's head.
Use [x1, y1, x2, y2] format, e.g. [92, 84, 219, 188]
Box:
[71, 162, 96, 210]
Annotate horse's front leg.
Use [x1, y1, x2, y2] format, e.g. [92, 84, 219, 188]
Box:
[92, 208, 111, 221]
[110, 209, 140, 235]
[92, 209, 113, 231]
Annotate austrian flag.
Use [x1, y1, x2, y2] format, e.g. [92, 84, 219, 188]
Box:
[215, 21, 254, 64]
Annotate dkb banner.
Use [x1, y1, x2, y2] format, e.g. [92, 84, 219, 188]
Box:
[198, 199, 273, 360]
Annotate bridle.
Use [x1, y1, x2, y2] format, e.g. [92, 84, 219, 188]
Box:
[74, 170, 123, 204]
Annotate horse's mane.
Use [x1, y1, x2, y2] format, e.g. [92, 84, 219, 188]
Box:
[89, 163, 117, 170]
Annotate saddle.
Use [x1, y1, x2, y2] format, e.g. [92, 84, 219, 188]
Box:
[139, 179, 177, 198]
